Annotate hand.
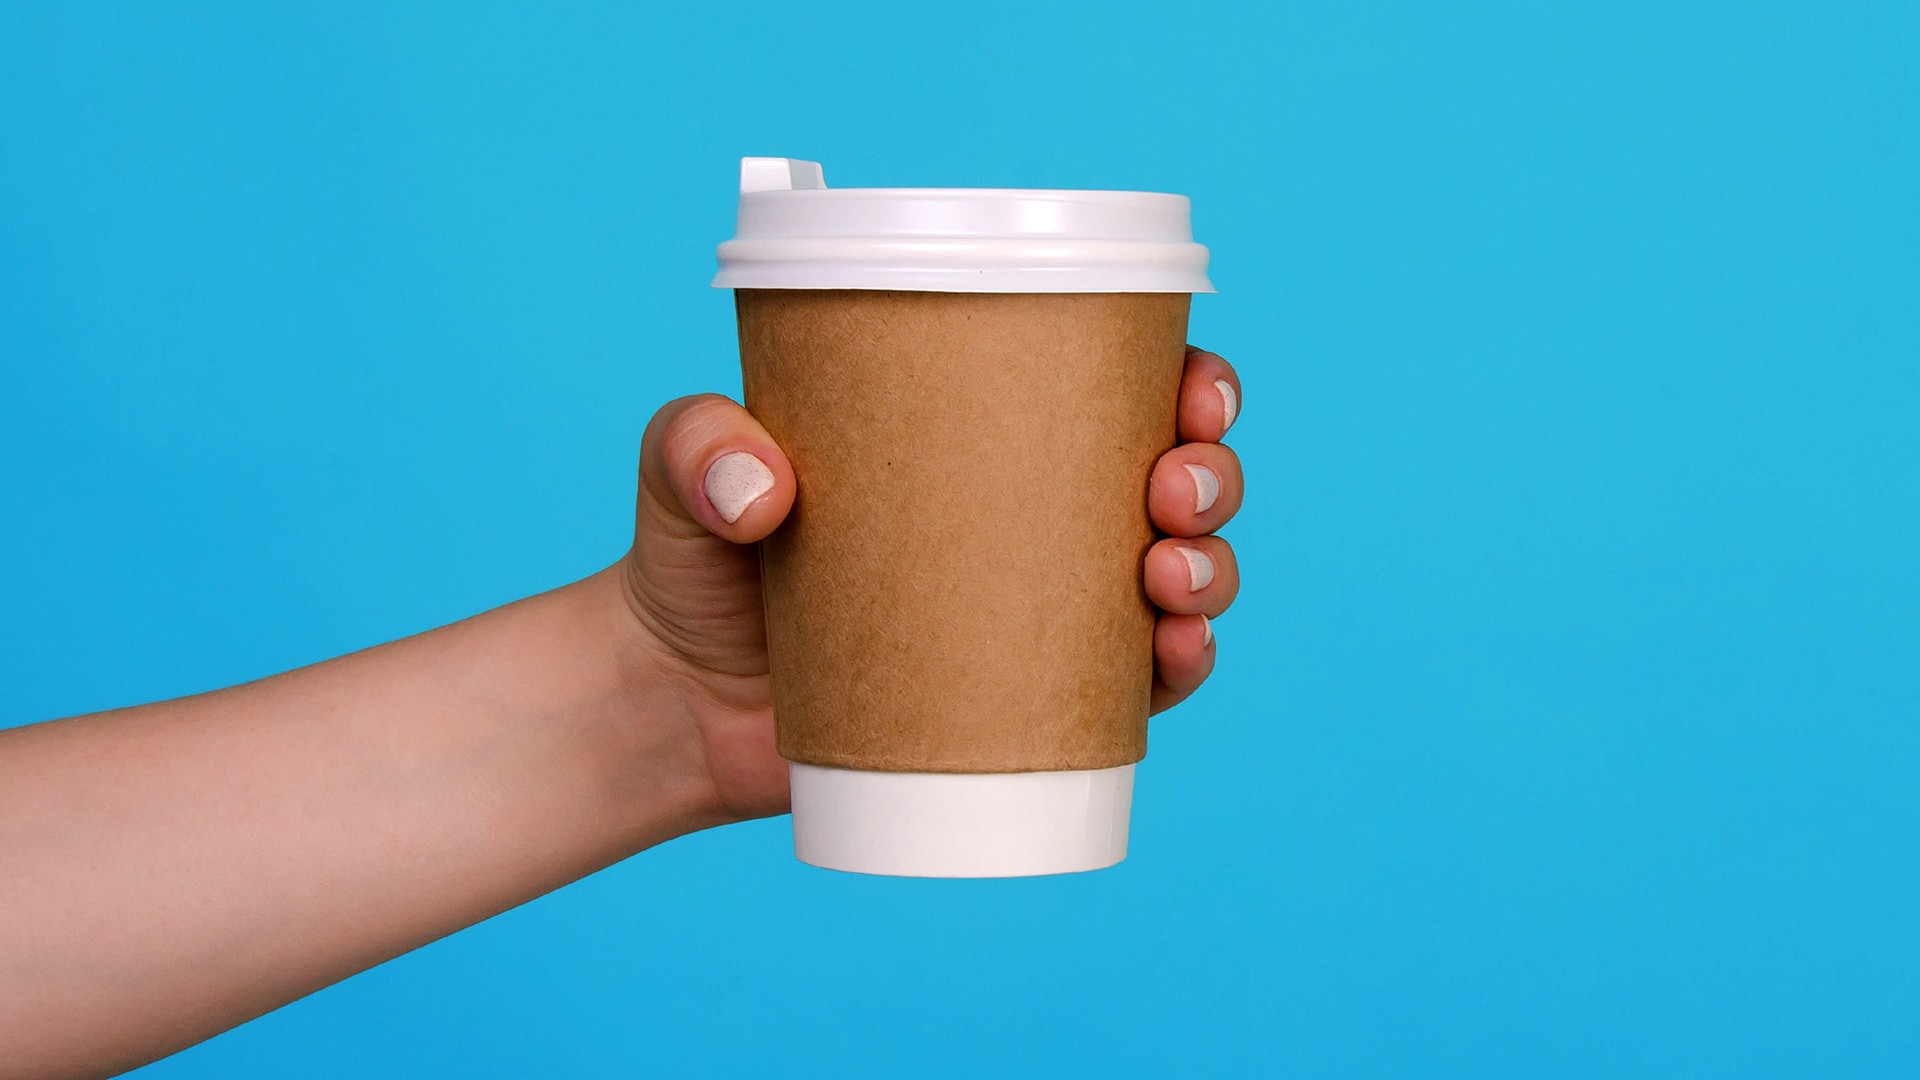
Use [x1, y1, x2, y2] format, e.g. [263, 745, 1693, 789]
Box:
[620, 347, 1244, 823]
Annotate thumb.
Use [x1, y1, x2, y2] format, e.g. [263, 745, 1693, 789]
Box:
[626, 394, 795, 680]
[638, 394, 796, 546]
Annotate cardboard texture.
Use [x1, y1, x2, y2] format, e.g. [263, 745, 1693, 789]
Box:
[737, 290, 1191, 773]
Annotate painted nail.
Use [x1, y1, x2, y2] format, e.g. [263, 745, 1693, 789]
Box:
[1177, 546, 1215, 592]
[1200, 614, 1214, 647]
[1215, 379, 1238, 433]
[704, 451, 775, 524]
[1183, 463, 1220, 514]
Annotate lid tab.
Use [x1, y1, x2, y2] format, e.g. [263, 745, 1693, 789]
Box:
[740, 156, 826, 193]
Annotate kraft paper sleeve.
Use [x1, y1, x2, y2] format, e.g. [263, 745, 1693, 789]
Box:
[737, 290, 1191, 773]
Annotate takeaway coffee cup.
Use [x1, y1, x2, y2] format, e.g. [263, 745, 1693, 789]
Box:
[713, 157, 1213, 877]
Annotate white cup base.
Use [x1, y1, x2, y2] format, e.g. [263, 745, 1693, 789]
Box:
[789, 762, 1135, 878]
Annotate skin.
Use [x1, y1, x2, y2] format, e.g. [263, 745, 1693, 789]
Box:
[0, 347, 1245, 1079]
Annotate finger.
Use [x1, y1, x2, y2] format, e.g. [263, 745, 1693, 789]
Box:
[1178, 347, 1242, 444]
[1150, 612, 1216, 714]
[1147, 441, 1243, 538]
[640, 394, 796, 545]
[1143, 535, 1239, 617]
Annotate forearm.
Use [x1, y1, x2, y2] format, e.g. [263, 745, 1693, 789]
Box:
[0, 567, 711, 1078]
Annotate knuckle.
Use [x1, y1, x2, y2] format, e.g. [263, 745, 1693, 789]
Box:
[671, 393, 740, 431]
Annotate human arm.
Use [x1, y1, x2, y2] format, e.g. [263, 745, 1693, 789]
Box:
[0, 348, 1244, 1078]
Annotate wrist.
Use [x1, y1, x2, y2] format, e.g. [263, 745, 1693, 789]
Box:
[605, 550, 792, 827]
[555, 567, 739, 849]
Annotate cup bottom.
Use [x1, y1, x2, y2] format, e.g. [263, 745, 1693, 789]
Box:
[788, 762, 1135, 878]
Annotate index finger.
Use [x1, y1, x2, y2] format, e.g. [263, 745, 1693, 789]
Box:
[1178, 347, 1241, 444]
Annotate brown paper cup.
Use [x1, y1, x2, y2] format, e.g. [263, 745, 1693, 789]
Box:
[713, 158, 1212, 876]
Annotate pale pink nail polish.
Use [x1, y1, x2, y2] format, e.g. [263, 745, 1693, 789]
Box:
[1178, 546, 1215, 592]
[704, 451, 775, 524]
[1184, 463, 1220, 514]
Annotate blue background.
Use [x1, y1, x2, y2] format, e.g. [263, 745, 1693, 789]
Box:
[3, 2, 1917, 1075]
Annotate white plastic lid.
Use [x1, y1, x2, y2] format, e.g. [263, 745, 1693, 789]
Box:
[788, 762, 1134, 878]
[713, 157, 1213, 293]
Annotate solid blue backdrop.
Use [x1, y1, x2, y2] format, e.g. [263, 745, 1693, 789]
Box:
[3, 2, 1916, 1075]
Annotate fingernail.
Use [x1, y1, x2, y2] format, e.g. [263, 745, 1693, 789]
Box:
[1178, 546, 1215, 592]
[1200, 614, 1214, 647]
[1214, 379, 1238, 432]
[704, 451, 774, 524]
[1183, 463, 1220, 514]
